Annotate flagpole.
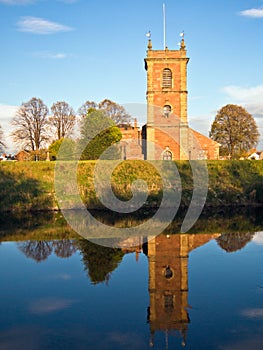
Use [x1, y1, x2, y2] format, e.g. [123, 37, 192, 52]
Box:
[163, 3, 166, 49]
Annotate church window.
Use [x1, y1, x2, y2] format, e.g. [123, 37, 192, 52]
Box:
[162, 68, 172, 88]
[163, 147, 173, 160]
[163, 105, 171, 118]
[164, 265, 173, 278]
[164, 294, 174, 313]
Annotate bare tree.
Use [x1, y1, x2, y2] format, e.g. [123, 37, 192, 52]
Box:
[98, 99, 131, 124]
[52, 240, 77, 258]
[78, 100, 98, 118]
[0, 125, 5, 152]
[17, 241, 53, 263]
[50, 101, 76, 140]
[78, 99, 131, 125]
[11, 97, 49, 151]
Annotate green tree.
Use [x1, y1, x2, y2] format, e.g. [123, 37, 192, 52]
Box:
[50, 101, 76, 140]
[210, 104, 259, 158]
[11, 97, 49, 151]
[48, 138, 76, 160]
[77, 239, 124, 284]
[79, 110, 122, 160]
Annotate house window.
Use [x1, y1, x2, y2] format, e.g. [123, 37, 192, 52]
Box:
[162, 68, 172, 88]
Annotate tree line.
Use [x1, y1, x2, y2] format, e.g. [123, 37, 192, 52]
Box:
[2, 97, 131, 160]
[0, 100, 260, 160]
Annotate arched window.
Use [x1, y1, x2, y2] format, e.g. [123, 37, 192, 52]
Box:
[162, 147, 173, 160]
[163, 105, 171, 118]
[164, 294, 174, 313]
[162, 68, 172, 88]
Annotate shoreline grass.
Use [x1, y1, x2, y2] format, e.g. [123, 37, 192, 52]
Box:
[0, 160, 262, 212]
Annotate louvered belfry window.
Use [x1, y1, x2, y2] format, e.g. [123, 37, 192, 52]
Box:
[162, 68, 172, 88]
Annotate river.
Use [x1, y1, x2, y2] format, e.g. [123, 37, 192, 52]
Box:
[0, 208, 263, 349]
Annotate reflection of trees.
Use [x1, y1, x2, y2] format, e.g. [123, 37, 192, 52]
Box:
[18, 241, 53, 262]
[17, 239, 77, 262]
[77, 239, 124, 284]
[52, 240, 77, 258]
[216, 232, 255, 253]
[17, 238, 124, 283]
[182, 206, 263, 235]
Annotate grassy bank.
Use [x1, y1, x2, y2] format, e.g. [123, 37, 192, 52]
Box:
[0, 160, 262, 212]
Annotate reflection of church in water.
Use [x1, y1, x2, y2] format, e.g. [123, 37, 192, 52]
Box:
[144, 233, 220, 347]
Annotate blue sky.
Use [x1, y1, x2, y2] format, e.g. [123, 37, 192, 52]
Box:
[0, 0, 263, 151]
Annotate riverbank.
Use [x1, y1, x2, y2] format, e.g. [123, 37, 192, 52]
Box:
[0, 160, 262, 212]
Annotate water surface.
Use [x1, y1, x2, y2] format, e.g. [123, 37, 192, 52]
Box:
[0, 209, 263, 349]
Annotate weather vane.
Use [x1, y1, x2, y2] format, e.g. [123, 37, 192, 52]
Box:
[146, 30, 151, 39]
[178, 31, 185, 48]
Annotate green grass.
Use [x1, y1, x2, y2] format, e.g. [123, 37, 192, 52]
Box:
[0, 161, 56, 212]
[0, 160, 262, 212]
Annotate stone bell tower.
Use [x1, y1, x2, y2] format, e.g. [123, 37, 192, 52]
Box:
[144, 35, 189, 160]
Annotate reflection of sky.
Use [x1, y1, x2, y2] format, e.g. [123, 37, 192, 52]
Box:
[0, 237, 263, 349]
[29, 297, 76, 315]
[241, 308, 263, 319]
[252, 231, 263, 245]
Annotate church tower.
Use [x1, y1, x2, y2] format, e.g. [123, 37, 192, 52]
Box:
[144, 35, 189, 160]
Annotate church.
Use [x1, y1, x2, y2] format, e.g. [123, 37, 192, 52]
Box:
[119, 35, 220, 160]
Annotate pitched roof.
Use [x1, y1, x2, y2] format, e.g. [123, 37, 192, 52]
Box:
[190, 128, 221, 147]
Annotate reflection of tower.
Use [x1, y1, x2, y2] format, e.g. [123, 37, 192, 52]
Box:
[147, 233, 220, 348]
[144, 36, 189, 160]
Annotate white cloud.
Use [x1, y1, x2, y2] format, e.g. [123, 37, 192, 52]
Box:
[222, 84, 263, 148]
[58, 0, 78, 3]
[17, 16, 74, 34]
[0, 0, 35, 4]
[252, 231, 263, 245]
[220, 337, 263, 350]
[29, 297, 76, 314]
[34, 51, 68, 59]
[239, 8, 263, 18]
[0, 103, 18, 152]
[0, 0, 78, 4]
[241, 308, 263, 318]
[0, 103, 18, 123]
[222, 85, 263, 116]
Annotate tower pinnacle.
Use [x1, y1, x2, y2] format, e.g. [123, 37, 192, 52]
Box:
[148, 39, 152, 50]
[180, 31, 186, 50]
[146, 30, 152, 50]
